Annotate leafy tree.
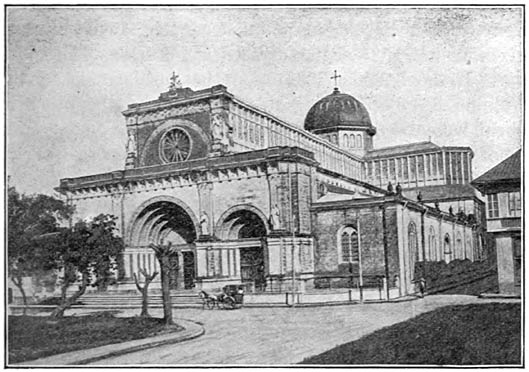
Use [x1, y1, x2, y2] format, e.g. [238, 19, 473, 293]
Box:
[7, 186, 73, 313]
[46, 214, 124, 318]
[149, 241, 179, 326]
[133, 268, 158, 318]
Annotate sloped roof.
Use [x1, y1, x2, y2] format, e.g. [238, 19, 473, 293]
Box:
[401, 184, 478, 201]
[366, 141, 441, 158]
[326, 184, 357, 195]
[472, 149, 521, 185]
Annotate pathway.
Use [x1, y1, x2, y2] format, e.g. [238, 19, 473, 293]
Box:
[76, 295, 518, 365]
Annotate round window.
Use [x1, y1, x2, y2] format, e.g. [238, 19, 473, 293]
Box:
[159, 128, 191, 163]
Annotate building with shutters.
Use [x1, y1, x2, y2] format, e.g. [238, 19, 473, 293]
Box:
[472, 150, 521, 295]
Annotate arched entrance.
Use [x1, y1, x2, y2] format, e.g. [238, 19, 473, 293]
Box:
[218, 207, 268, 291]
[128, 199, 198, 289]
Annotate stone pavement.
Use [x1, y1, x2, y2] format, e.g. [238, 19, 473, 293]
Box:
[79, 295, 518, 366]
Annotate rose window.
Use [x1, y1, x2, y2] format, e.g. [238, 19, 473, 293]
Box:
[159, 128, 191, 163]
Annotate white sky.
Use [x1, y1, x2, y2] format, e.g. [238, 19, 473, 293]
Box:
[6, 6, 522, 195]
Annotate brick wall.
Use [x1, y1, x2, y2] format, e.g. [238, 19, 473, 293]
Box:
[311, 202, 401, 288]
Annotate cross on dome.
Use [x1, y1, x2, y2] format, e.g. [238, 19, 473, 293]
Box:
[330, 70, 342, 92]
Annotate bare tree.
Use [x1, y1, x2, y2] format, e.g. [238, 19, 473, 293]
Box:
[133, 268, 158, 318]
[149, 241, 179, 326]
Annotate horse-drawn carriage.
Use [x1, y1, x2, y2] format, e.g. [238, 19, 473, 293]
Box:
[199, 285, 244, 310]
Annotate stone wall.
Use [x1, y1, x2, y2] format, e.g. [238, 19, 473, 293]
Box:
[311, 202, 400, 289]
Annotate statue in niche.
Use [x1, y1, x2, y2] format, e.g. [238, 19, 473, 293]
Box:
[126, 132, 137, 155]
[211, 113, 233, 150]
[223, 121, 234, 147]
[270, 204, 281, 229]
[211, 113, 224, 142]
[200, 211, 209, 235]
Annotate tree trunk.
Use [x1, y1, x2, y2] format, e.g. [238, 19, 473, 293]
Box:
[140, 289, 150, 317]
[51, 273, 88, 318]
[11, 276, 27, 316]
[159, 255, 174, 326]
[134, 271, 157, 318]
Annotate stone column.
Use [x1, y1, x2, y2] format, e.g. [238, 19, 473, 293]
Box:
[406, 156, 411, 188]
[395, 157, 400, 184]
[234, 249, 241, 277]
[170, 251, 183, 290]
[131, 253, 138, 277]
[123, 253, 131, 279]
[441, 151, 448, 184]
[467, 152, 472, 182]
[386, 158, 391, 184]
[423, 154, 427, 186]
[447, 152, 452, 184]
[415, 156, 419, 187]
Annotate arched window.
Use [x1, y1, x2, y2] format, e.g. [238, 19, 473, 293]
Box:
[344, 134, 349, 148]
[408, 222, 419, 265]
[338, 226, 359, 263]
[428, 226, 436, 261]
[357, 134, 362, 148]
[332, 134, 337, 144]
[350, 134, 355, 148]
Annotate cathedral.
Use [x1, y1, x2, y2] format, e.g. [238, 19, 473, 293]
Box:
[57, 75, 487, 298]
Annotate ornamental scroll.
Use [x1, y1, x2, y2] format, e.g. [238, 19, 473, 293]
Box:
[136, 103, 209, 124]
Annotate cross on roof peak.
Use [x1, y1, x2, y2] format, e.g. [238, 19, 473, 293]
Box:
[330, 70, 342, 91]
[169, 71, 182, 91]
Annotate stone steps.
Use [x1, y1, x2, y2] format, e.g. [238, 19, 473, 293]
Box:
[76, 291, 203, 308]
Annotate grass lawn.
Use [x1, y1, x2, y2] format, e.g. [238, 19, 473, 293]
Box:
[8, 312, 180, 363]
[301, 303, 521, 365]
[436, 274, 499, 296]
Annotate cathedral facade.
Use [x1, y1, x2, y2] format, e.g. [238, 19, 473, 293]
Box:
[57, 80, 486, 297]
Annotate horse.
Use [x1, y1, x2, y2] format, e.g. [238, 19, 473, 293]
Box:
[198, 290, 236, 310]
[198, 290, 220, 309]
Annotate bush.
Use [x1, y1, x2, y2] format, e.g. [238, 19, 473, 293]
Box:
[37, 297, 83, 306]
[415, 259, 495, 292]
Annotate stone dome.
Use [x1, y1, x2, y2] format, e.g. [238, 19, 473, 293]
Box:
[304, 88, 375, 133]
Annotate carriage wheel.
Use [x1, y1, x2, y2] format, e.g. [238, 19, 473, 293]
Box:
[223, 296, 236, 310]
[206, 299, 216, 310]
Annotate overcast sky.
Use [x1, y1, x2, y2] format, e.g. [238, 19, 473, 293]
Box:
[7, 6, 522, 195]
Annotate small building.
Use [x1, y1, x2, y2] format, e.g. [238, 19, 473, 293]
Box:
[472, 149, 521, 295]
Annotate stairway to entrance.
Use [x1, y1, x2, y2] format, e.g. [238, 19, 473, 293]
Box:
[73, 290, 203, 309]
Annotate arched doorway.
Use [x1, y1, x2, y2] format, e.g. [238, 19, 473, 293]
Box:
[218, 208, 268, 291]
[129, 200, 198, 289]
